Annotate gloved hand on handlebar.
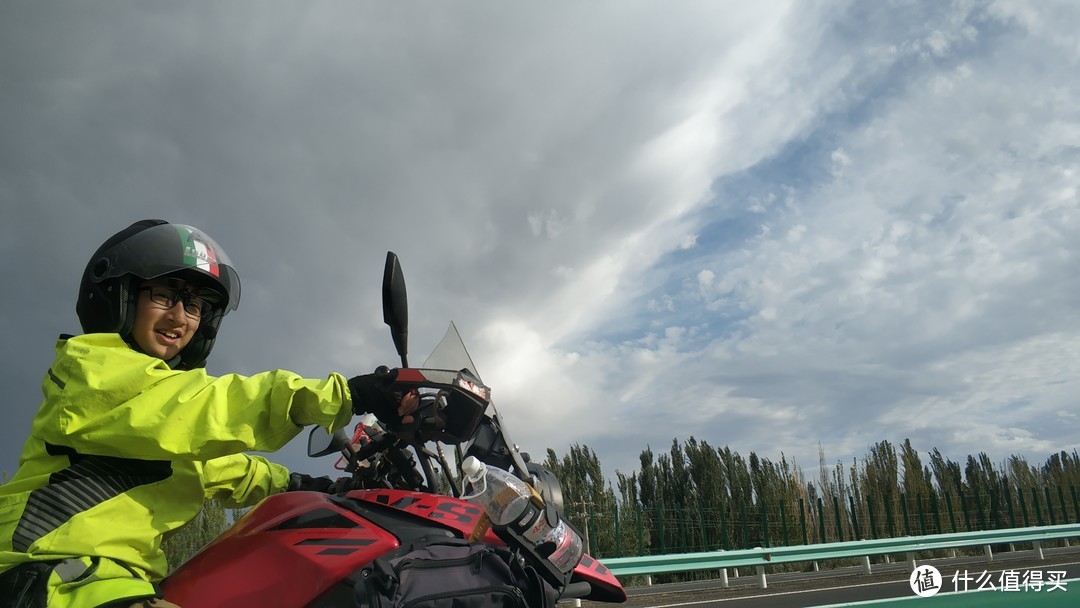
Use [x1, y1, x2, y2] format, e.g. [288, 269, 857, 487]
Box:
[287, 473, 358, 494]
[348, 367, 420, 428]
[287, 472, 334, 493]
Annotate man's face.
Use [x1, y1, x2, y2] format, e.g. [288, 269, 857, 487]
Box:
[131, 279, 206, 360]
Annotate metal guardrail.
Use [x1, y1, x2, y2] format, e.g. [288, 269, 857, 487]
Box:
[600, 523, 1080, 588]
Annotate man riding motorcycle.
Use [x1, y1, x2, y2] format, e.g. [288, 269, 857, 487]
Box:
[0, 219, 416, 608]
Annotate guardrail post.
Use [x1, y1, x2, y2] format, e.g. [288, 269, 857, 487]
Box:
[719, 567, 729, 588]
[907, 552, 916, 570]
[756, 565, 767, 589]
[984, 545, 993, 563]
[1034, 540, 1044, 560]
[862, 556, 872, 575]
[645, 575, 653, 586]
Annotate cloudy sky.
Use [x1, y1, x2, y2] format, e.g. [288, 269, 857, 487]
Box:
[2, 1, 1078, 488]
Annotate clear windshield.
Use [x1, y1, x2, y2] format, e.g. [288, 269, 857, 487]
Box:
[422, 322, 483, 382]
[420, 322, 526, 476]
[422, 321, 498, 422]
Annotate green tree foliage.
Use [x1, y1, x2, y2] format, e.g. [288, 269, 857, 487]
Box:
[543, 444, 618, 557]
[543, 434, 1080, 576]
[900, 438, 933, 497]
[861, 440, 899, 538]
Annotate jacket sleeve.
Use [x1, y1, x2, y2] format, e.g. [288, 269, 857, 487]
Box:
[38, 334, 355, 461]
[198, 454, 291, 508]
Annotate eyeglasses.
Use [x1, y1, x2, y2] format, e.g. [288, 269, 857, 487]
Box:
[140, 285, 220, 319]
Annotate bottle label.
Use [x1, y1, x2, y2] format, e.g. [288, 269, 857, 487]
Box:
[518, 499, 550, 544]
[491, 488, 521, 510]
[468, 511, 492, 543]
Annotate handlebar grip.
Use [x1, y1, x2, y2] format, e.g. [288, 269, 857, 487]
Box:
[559, 581, 592, 599]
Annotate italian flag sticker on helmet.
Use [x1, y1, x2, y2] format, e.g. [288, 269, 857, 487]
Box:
[177, 225, 221, 277]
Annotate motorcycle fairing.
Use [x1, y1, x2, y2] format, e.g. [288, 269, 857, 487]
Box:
[347, 488, 501, 543]
[162, 492, 397, 606]
[573, 554, 627, 602]
[350, 489, 626, 602]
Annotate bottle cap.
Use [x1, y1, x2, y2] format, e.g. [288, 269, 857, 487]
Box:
[461, 456, 484, 481]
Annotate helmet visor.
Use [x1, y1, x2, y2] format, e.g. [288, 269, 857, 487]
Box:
[95, 223, 241, 312]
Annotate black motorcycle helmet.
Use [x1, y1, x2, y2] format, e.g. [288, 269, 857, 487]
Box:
[76, 219, 241, 369]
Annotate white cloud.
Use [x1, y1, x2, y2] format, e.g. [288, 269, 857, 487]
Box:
[4, 1, 1080, 486]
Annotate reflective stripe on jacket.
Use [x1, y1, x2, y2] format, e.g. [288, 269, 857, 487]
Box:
[0, 333, 353, 603]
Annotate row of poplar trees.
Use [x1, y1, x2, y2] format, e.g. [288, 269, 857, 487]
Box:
[542, 439, 1080, 570]
[161, 438, 1079, 574]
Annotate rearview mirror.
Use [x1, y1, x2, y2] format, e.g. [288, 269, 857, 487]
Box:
[383, 251, 409, 366]
[307, 426, 353, 458]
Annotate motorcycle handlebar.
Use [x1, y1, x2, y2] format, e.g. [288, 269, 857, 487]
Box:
[559, 582, 593, 600]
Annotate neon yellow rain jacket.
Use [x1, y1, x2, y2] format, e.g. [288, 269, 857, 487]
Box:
[0, 333, 354, 606]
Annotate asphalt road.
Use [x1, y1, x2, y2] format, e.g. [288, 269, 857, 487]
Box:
[593, 545, 1080, 608]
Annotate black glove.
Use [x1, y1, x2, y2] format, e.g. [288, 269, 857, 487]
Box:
[348, 366, 403, 425]
[328, 476, 359, 494]
[287, 472, 334, 493]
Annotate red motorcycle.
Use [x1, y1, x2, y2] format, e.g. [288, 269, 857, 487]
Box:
[161, 253, 627, 607]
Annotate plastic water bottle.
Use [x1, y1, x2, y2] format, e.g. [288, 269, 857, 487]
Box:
[461, 457, 584, 573]
[460, 456, 533, 525]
